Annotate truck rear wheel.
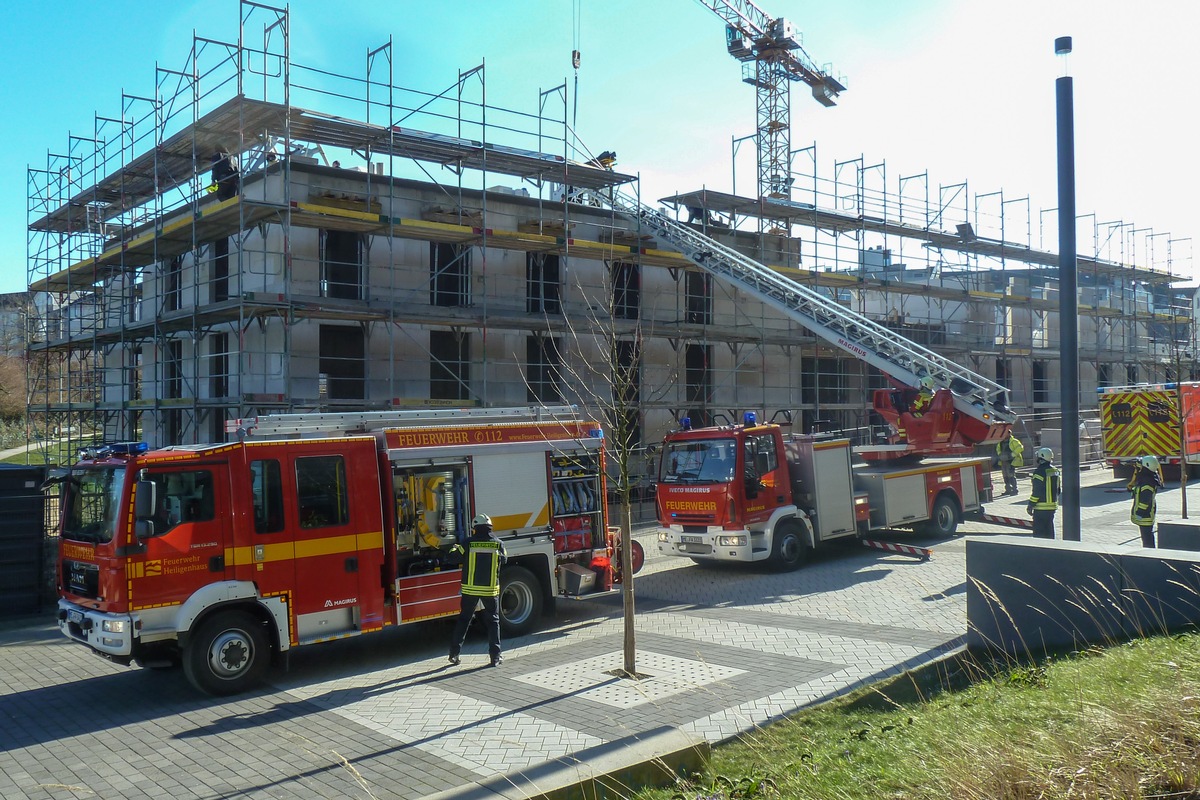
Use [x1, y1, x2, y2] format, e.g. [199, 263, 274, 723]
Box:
[769, 522, 806, 572]
[499, 566, 543, 637]
[921, 494, 960, 537]
[183, 610, 269, 696]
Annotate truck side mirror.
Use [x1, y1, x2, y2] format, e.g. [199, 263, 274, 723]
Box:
[135, 519, 157, 539]
[135, 479, 157, 521]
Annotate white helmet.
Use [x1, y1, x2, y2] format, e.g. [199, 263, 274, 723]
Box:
[472, 513, 493, 528]
[1141, 455, 1160, 472]
[919, 375, 936, 392]
[1035, 447, 1053, 463]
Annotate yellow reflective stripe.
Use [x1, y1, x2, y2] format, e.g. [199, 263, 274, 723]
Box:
[491, 505, 550, 530]
[462, 542, 501, 594]
[225, 530, 384, 566]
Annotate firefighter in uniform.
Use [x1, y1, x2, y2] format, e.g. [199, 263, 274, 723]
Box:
[994, 431, 1025, 496]
[909, 375, 936, 417]
[1129, 455, 1163, 548]
[448, 514, 507, 667]
[1026, 447, 1059, 539]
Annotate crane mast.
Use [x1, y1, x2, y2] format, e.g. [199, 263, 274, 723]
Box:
[694, 0, 845, 228]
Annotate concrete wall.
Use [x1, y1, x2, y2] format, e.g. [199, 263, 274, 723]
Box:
[966, 535, 1200, 656]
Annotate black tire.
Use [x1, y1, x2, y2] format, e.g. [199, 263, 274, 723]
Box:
[921, 494, 960, 537]
[499, 566, 544, 637]
[183, 610, 269, 696]
[769, 521, 806, 572]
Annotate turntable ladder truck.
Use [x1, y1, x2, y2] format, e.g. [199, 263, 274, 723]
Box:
[595, 189, 1015, 568]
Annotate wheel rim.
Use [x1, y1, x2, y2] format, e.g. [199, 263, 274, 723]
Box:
[935, 502, 955, 533]
[501, 582, 534, 626]
[779, 532, 801, 564]
[208, 628, 253, 679]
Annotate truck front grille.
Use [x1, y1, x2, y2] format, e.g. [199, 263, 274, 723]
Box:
[63, 560, 99, 599]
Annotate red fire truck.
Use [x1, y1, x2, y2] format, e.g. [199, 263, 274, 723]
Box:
[654, 412, 991, 569]
[55, 406, 617, 695]
[602, 189, 1011, 570]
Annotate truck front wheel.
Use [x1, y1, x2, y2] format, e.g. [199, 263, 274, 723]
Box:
[183, 610, 269, 696]
[769, 521, 806, 572]
[499, 566, 544, 637]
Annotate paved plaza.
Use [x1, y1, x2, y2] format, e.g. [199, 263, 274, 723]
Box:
[0, 465, 1177, 799]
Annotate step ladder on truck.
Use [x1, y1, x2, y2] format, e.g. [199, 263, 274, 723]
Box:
[53, 405, 626, 695]
[597, 188, 1017, 569]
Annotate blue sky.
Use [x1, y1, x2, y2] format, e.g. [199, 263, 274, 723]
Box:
[2, 0, 1197, 294]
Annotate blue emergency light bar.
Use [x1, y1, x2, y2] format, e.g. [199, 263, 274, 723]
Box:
[78, 441, 149, 460]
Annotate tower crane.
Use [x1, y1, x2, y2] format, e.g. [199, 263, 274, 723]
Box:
[694, 0, 844, 226]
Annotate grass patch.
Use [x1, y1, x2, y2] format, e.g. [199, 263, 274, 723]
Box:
[1, 436, 98, 466]
[639, 635, 1200, 800]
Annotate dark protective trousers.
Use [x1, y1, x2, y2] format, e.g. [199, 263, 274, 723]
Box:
[1139, 524, 1156, 548]
[449, 594, 501, 661]
[1031, 509, 1056, 539]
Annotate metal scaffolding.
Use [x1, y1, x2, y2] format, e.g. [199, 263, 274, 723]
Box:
[23, 0, 1195, 468]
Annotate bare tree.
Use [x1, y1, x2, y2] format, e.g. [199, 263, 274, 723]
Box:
[0, 355, 26, 421]
[546, 239, 674, 678]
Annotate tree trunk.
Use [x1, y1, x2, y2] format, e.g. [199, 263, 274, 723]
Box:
[621, 494, 636, 676]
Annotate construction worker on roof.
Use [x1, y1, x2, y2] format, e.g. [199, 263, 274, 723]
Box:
[1129, 455, 1163, 548]
[994, 430, 1025, 497]
[448, 513, 507, 668]
[1026, 447, 1059, 539]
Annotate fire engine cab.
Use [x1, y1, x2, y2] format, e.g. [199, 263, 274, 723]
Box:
[55, 406, 616, 695]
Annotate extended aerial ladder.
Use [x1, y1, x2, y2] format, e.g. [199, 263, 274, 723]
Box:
[227, 405, 590, 438]
[603, 189, 1015, 454]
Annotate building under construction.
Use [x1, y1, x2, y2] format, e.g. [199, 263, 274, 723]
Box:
[25, 3, 1195, 477]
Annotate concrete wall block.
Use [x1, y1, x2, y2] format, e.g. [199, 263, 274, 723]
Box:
[1115, 548, 1200, 636]
[966, 536, 1133, 656]
[968, 536, 1200, 658]
[1157, 520, 1200, 551]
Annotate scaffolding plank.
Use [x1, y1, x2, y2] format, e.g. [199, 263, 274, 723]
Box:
[31, 96, 635, 235]
[660, 188, 1174, 284]
[31, 197, 276, 292]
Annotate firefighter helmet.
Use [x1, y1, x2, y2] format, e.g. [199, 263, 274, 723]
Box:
[472, 513, 493, 529]
[1141, 455, 1161, 472]
[1035, 447, 1053, 463]
[919, 375, 936, 392]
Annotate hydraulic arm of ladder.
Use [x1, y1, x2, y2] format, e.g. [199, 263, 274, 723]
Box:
[604, 189, 1016, 428]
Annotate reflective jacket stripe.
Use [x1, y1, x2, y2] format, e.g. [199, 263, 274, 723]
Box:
[1131, 484, 1157, 525]
[1029, 465, 1059, 511]
[462, 540, 502, 597]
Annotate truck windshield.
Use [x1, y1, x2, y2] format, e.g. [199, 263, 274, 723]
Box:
[61, 467, 126, 544]
[661, 438, 737, 484]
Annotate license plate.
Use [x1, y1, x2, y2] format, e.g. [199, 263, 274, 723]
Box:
[67, 610, 83, 625]
[680, 535, 703, 544]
